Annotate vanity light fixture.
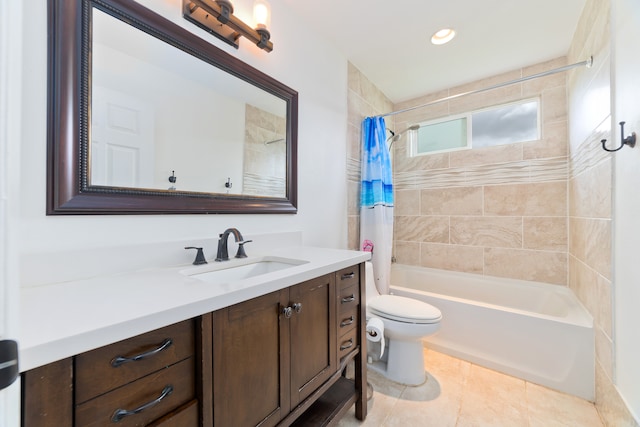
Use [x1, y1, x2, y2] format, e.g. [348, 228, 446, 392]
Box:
[183, 0, 273, 52]
[431, 28, 456, 45]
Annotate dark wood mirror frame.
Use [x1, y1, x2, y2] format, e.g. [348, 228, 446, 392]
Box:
[47, 0, 298, 215]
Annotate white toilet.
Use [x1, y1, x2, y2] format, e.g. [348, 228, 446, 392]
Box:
[365, 262, 442, 385]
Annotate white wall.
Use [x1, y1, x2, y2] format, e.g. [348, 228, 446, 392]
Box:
[17, 0, 349, 255]
[1, 1, 22, 425]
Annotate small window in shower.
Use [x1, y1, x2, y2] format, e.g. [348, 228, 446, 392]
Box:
[411, 116, 469, 156]
[411, 98, 540, 156]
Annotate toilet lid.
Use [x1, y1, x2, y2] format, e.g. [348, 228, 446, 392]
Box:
[368, 295, 442, 324]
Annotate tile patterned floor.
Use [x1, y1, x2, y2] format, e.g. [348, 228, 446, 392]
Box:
[338, 348, 603, 427]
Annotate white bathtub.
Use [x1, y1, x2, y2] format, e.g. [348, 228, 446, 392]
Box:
[390, 264, 595, 400]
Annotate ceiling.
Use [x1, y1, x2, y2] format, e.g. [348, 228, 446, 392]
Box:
[282, 0, 587, 104]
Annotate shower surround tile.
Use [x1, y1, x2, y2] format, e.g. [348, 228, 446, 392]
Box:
[595, 326, 614, 383]
[395, 216, 449, 243]
[569, 217, 611, 280]
[523, 120, 568, 159]
[420, 187, 483, 216]
[346, 63, 393, 249]
[595, 363, 638, 427]
[394, 190, 420, 215]
[523, 217, 568, 251]
[347, 216, 359, 251]
[389, 58, 570, 286]
[484, 248, 567, 285]
[395, 149, 449, 173]
[347, 122, 360, 160]
[570, 157, 612, 219]
[568, 255, 601, 321]
[542, 85, 568, 123]
[395, 158, 568, 191]
[448, 69, 523, 115]
[449, 142, 523, 168]
[484, 181, 567, 216]
[394, 241, 420, 265]
[347, 180, 360, 216]
[522, 57, 568, 94]
[450, 216, 522, 248]
[420, 243, 483, 274]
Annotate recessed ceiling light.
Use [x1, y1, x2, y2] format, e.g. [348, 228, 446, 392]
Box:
[431, 28, 456, 45]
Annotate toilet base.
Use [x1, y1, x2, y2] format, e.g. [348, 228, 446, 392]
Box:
[367, 338, 426, 386]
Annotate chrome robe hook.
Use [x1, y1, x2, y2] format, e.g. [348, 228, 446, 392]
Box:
[601, 121, 636, 152]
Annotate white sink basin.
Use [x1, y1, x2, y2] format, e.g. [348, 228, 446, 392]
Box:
[183, 256, 308, 285]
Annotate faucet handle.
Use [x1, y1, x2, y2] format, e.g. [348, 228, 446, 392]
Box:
[184, 247, 207, 265]
[235, 240, 252, 258]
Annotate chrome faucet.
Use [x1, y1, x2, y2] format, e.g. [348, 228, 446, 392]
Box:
[215, 228, 252, 261]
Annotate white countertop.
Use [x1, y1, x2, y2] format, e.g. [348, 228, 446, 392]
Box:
[20, 246, 370, 372]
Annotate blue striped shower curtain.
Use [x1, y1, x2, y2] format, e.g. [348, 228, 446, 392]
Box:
[360, 116, 393, 295]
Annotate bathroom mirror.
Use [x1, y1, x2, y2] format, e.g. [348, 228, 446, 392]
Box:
[47, 0, 298, 214]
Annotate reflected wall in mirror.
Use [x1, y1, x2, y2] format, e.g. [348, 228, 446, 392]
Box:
[47, 0, 298, 214]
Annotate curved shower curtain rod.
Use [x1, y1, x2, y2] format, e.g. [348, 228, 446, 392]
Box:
[376, 56, 593, 119]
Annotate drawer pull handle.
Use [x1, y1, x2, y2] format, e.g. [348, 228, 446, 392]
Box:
[340, 316, 355, 327]
[111, 384, 173, 422]
[111, 338, 173, 367]
[340, 339, 354, 351]
[341, 272, 355, 280]
[341, 295, 355, 303]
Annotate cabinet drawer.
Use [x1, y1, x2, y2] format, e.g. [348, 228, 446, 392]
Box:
[337, 327, 358, 360]
[336, 266, 360, 290]
[76, 319, 195, 403]
[148, 399, 199, 427]
[338, 284, 359, 313]
[75, 357, 196, 427]
[338, 306, 358, 336]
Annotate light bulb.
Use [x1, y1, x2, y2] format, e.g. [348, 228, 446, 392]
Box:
[253, 0, 270, 29]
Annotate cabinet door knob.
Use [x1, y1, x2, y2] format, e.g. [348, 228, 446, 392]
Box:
[282, 306, 293, 319]
[292, 302, 303, 314]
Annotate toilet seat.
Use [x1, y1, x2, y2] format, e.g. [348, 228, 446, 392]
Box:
[368, 295, 442, 324]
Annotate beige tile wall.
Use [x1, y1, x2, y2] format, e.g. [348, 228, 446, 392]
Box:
[346, 63, 394, 250]
[391, 58, 570, 285]
[243, 104, 287, 196]
[567, 0, 637, 425]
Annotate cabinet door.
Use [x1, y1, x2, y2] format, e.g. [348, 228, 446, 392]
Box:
[21, 358, 73, 427]
[289, 274, 337, 408]
[213, 289, 290, 427]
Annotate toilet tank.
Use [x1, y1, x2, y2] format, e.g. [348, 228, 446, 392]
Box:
[365, 262, 381, 302]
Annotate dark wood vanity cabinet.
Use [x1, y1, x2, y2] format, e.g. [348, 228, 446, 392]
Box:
[212, 274, 339, 427]
[22, 319, 202, 426]
[211, 266, 367, 427]
[21, 263, 367, 427]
